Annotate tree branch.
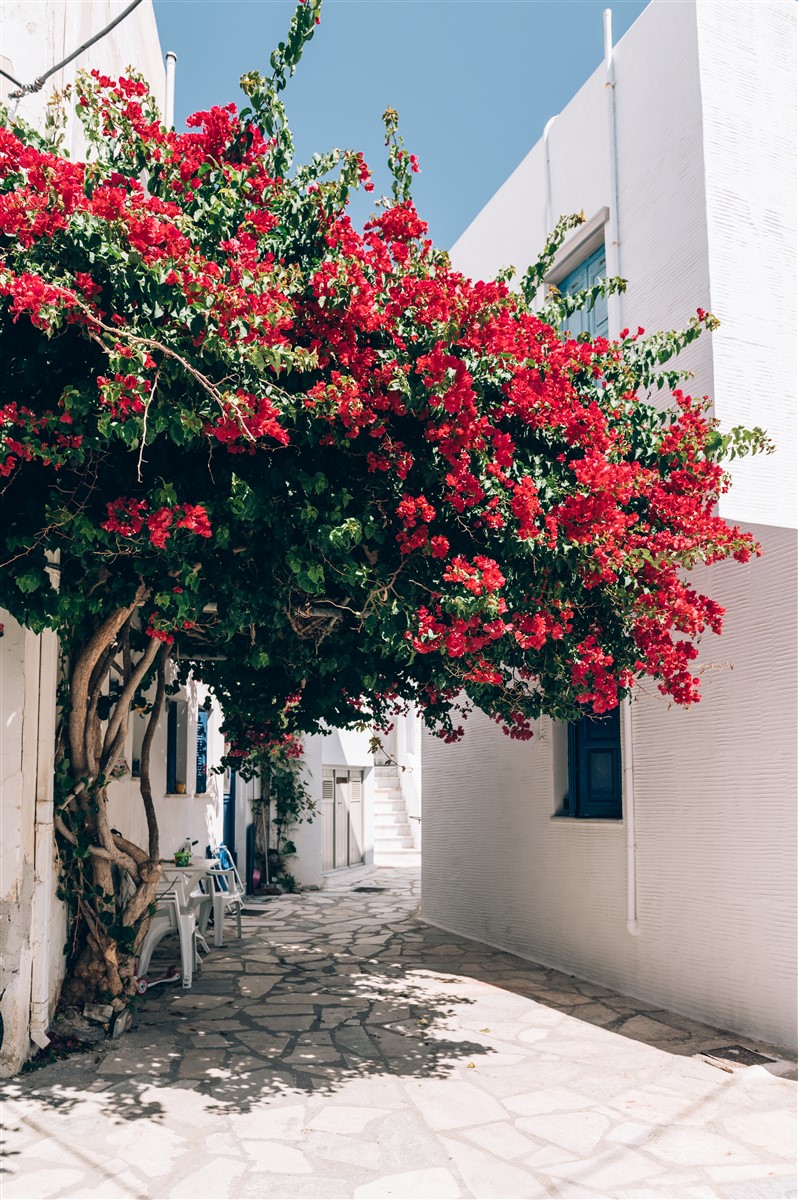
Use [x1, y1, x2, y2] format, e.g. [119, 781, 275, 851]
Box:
[138, 647, 167, 863]
[68, 588, 148, 779]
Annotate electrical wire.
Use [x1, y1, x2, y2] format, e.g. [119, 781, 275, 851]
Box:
[6, 0, 145, 99]
[0, 67, 24, 89]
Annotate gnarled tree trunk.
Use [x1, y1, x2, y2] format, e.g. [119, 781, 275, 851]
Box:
[55, 595, 171, 1008]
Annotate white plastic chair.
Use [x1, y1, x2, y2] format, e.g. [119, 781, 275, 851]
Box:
[205, 862, 245, 948]
[137, 874, 208, 989]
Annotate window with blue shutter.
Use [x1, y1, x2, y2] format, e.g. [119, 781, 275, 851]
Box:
[166, 698, 188, 794]
[558, 244, 609, 340]
[195, 708, 209, 794]
[566, 707, 622, 819]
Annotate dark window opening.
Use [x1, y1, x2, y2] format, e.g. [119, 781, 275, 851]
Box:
[196, 709, 209, 794]
[566, 708, 622, 819]
[166, 699, 188, 794]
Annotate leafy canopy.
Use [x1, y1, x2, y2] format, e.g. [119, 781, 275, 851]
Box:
[0, 0, 770, 753]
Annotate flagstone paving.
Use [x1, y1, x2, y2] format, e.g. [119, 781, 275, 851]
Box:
[2, 864, 796, 1199]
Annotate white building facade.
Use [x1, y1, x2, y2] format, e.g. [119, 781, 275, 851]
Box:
[421, 0, 797, 1050]
[1, 0, 169, 1076]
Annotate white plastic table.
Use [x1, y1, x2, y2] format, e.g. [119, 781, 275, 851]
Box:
[158, 858, 217, 898]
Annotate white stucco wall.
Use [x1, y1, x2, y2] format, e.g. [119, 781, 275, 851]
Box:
[0, 0, 166, 1074]
[422, 522, 797, 1049]
[1, 0, 166, 152]
[106, 678, 227, 865]
[425, 0, 797, 1050]
[451, 0, 796, 527]
[695, 0, 797, 525]
[451, 0, 713, 413]
[1, 616, 65, 1075]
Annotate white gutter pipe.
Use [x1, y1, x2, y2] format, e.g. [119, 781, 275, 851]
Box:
[543, 115, 559, 235]
[603, 9, 623, 329]
[604, 8, 639, 936]
[623, 700, 640, 935]
[165, 51, 177, 130]
[539, 115, 559, 308]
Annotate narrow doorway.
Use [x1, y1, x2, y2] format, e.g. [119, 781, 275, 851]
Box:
[322, 768, 364, 871]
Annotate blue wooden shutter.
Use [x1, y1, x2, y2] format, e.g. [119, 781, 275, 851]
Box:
[166, 700, 177, 794]
[196, 708, 209, 794]
[558, 245, 608, 338]
[567, 707, 622, 818]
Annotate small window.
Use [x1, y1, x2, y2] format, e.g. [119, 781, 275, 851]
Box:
[131, 708, 147, 778]
[166, 699, 188, 794]
[565, 708, 622, 819]
[558, 244, 609, 340]
[195, 708, 209, 794]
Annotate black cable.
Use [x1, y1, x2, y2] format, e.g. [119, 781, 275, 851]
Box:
[0, 66, 24, 89]
[7, 0, 145, 99]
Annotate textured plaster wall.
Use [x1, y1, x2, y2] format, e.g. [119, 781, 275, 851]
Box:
[0, 616, 65, 1075]
[696, 0, 797, 525]
[0, 0, 166, 148]
[422, 524, 797, 1049]
[450, 0, 796, 521]
[0, 618, 36, 1073]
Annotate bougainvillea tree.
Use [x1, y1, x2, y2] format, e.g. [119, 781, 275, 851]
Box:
[0, 0, 770, 1003]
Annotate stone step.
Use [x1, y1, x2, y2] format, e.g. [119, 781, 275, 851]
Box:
[373, 789, 403, 800]
[374, 835, 415, 851]
[374, 803, 406, 816]
[374, 767, 401, 779]
[375, 820, 412, 836]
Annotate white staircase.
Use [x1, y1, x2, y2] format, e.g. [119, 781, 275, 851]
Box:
[372, 764, 419, 867]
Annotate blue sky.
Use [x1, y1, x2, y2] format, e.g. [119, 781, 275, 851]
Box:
[152, 0, 648, 250]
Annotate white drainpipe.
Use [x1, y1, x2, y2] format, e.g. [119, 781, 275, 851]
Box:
[604, 8, 639, 936]
[538, 115, 559, 308]
[603, 9, 623, 329]
[623, 700, 640, 935]
[165, 51, 177, 130]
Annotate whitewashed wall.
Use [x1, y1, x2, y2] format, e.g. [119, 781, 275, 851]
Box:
[106, 678, 227, 863]
[425, 0, 797, 1049]
[695, 0, 797, 525]
[395, 710, 422, 848]
[451, 0, 796, 525]
[451, 0, 713, 408]
[1, 617, 66, 1074]
[0, 0, 166, 154]
[422, 524, 797, 1049]
[0, 0, 166, 1075]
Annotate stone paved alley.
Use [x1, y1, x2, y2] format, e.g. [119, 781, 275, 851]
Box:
[2, 865, 796, 1199]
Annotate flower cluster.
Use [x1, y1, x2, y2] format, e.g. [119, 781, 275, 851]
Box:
[102, 499, 211, 549]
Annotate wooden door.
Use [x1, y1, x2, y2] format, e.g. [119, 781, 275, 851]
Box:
[334, 771, 349, 868]
[321, 769, 335, 872]
[322, 768, 365, 870]
[348, 771, 364, 866]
